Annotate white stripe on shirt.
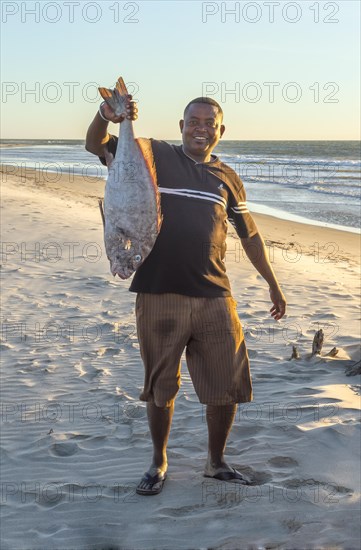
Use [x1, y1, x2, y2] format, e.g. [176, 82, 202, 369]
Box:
[231, 205, 249, 214]
[159, 187, 227, 209]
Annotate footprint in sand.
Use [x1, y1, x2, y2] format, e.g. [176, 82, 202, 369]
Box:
[49, 441, 79, 457]
[244, 467, 272, 486]
[158, 503, 205, 517]
[224, 465, 272, 486]
[33, 489, 66, 508]
[283, 477, 353, 495]
[282, 518, 303, 534]
[268, 456, 299, 468]
[74, 361, 104, 381]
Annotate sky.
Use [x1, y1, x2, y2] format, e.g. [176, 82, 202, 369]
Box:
[1, 0, 360, 140]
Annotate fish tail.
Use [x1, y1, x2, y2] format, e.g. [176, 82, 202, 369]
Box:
[115, 77, 128, 96]
[98, 77, 129, 117]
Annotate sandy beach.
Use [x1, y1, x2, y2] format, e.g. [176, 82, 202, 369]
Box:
[1, 165, 360, 550]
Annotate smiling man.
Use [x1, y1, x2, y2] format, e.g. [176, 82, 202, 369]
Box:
[86, 94, 286, 496]
[181, 100, 225, 161]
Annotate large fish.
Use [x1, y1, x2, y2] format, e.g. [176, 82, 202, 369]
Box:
[98, 77, 162, 279]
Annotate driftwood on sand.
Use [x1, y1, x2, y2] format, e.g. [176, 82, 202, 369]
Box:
[312, 329, 324, 356]
[288, 328, 360, 376]
[289, 328, 340, 361]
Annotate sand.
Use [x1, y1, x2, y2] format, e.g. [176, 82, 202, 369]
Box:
[1, 165, 360, 550]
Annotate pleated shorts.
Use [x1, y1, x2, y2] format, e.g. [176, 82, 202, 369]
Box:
[135, 292, 253, 408]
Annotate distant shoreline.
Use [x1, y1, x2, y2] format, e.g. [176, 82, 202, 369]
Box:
[0, 156, 359, 235]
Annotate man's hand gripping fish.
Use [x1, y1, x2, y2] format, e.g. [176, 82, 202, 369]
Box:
[98, 77, 162, 279]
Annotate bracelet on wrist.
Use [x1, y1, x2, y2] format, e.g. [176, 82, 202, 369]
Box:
[98, 101, 110, 122]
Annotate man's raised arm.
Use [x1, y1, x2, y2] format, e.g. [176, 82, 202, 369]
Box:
[85, 96, 138, 157]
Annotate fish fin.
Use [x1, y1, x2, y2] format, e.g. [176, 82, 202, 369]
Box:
[136, 138, 162, 232]
[104, 149, 114, 169]
[98, 198, 105, 228]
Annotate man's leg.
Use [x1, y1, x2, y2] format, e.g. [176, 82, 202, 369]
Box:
[185, 296, 252, 483]
[147, 400, 174, 471]
[135, 294, 192, 495]
[136, 400, 174, 495]
[204, 403, 250, 483]
[205, 403, 237, 471]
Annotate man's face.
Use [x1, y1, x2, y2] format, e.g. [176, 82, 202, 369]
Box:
[179, 103, 225, 162]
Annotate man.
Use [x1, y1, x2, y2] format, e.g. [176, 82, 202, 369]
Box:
[86, 91, 286, 496]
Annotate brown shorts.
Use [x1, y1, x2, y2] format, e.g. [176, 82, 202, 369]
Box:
[135, 293, 252, 407]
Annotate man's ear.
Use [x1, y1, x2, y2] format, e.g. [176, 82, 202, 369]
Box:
[220, 124, 225, 138]
[179, 119, 184, 133]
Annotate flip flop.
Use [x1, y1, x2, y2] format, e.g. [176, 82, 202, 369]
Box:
[204, 468, 250, 484]
[136, 471, 167, 496]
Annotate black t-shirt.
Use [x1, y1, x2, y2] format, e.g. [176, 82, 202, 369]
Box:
[99, 137, 258, 297]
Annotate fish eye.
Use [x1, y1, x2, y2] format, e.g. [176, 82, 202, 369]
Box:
[134, 254, 142, 263]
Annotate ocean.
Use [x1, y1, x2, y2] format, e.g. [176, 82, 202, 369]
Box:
[1, 139, 360, 232]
